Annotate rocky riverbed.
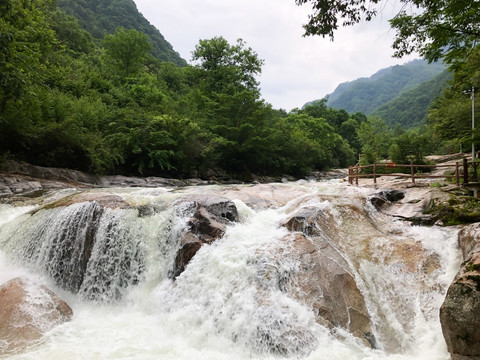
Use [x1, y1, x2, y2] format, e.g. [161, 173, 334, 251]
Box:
[0, 157, 479, 359]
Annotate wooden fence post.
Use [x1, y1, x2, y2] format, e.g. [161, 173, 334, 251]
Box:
[355, 166, 359, 186]
[456, 162, 460, 186]
[410, 163, 415, 184]
[373, 163, 377, 185]
[464, 158, 469, 185]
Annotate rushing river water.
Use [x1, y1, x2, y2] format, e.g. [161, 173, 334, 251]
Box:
[0, 181, 461, 360]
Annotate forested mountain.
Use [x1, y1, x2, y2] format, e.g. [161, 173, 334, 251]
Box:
[371, 70, 452, 129]
[56, 0, 186, 66]
[324, 60, 446, 116]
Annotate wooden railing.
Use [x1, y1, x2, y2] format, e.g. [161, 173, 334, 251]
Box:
[348, 161, 472, 186]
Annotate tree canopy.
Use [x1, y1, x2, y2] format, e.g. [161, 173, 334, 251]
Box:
[1, 0, 463, 180]
[295, 0, 480, 65]
[0, 1, 368, 179]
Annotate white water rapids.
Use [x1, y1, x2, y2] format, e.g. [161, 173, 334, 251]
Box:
[0, 181, 461, 360]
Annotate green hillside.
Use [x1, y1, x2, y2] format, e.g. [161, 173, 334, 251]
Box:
[56, 0, 186, 66]
[325, 60, 446, 116]
[371, 70, 451, 128]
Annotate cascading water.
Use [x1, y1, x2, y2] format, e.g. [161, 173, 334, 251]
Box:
[0, 182, 461, 360]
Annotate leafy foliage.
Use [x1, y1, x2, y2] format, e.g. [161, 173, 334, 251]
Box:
[295, 0, 380, 39]
[103, 27, 152, 78]
[389, 0, 480, 66]
[427, 46, 480, 154]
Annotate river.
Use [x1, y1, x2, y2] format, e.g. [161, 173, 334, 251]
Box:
[0, 181, 461, 359]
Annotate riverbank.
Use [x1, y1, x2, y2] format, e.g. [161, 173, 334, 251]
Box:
[0, 160, 348, 197]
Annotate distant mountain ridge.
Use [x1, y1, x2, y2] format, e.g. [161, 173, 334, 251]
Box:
[57, 0, 186, 66]
[371, 69, 451, 128]
[305, 59, 449, 129]
[326, 59, 446, 114]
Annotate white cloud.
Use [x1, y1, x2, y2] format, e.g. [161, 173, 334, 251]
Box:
[134, 0, 418, 111]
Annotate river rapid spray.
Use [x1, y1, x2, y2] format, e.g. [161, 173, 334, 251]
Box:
[0, 181, 461, 360]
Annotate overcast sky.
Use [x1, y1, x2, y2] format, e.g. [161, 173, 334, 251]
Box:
[133, 0, 419, 111]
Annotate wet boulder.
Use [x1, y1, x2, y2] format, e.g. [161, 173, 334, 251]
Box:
[278, 201, 376, 347]
[440, 250, 480, 360]
[178, 194, 239, 222]
[283, 206, 326, 236]
[170, 195, 238, 278]
[369, 189, 405, 210]
[0, 278, 73, 354]
[457, 223, 480, 260]
[440, 224, 480, 360]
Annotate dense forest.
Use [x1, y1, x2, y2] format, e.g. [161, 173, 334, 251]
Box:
[0, 0, 478, 180]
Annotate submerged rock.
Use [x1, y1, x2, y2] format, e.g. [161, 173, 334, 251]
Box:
[440, 224, 480, 360]
[0, 277, 72, 354]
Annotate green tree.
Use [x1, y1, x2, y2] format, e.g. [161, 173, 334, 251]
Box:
[388, 129, 430, 164]
[103, 27, 152, 78]
[356, 117, 390, 163]
[0, 0, 57, 113]
[48, 8, 94, 55]
[191, 36, 264, 94]
[189, 37, 269, 176]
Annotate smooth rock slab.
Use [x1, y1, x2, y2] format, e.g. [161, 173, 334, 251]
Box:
[0, 277, 73, 354]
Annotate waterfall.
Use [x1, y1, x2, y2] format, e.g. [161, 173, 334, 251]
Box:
[0, 183, 461, 360]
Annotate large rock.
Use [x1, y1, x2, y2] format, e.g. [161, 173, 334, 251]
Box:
[440, 224, 480, 360]
[0, 278, 73, 354]
[3, 160, 104, 185]
[457, 224, 480, 260]
[282, 207, 375, 347]
[170, 195, 239, 278]
[281, 200, 443, 351]
[282, 233, 375, 347]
